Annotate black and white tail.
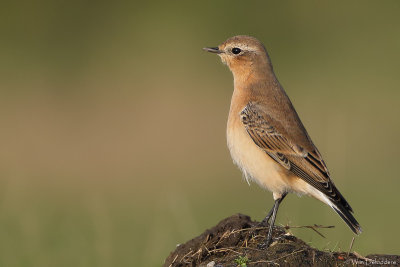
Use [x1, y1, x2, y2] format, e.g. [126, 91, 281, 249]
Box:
[322, 184, 362, 234]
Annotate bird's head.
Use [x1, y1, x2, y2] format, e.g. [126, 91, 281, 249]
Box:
[203, 35, 273, 78]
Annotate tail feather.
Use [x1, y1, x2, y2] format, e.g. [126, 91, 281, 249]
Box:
[328, 185, 362, 235]
[332, 204, 362, 235]
[314, 183, 362, 235]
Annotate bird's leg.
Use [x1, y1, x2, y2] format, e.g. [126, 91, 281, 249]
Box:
[260, 193, 287, 226]
[260, 205, 274, 226]
[258, 193, 287, 249]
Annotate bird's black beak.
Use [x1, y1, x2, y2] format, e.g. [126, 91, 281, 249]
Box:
[203, 47, 222, 54]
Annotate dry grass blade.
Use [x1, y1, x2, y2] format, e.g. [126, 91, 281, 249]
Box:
[347, 237, 355, 257]
[208, 247, 242, 255]
[283, 224, 335, 238]
[249, 249, 306, 265]
[231, 226, 268, 234]
[352, 251, 373, 262]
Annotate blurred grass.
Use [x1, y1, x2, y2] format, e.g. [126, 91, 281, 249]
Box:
[0, 0, 399, 266]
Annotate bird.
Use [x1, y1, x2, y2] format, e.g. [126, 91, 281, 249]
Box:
[203, 35, 361, 247]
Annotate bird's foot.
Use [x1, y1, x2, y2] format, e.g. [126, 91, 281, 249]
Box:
[257, 225, 276, 249]
[257, 238, 273, 249]
[258, 232, 295, 249]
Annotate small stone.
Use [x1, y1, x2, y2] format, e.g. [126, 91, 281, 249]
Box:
[206, 261, 215, 267]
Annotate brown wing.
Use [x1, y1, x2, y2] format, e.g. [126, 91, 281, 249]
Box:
[240, 102, 352, 211]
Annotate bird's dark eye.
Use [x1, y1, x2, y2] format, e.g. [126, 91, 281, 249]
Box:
[231, 48, 242, 54]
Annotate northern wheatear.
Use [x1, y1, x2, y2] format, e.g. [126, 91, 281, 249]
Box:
[203, 35, 361, 247]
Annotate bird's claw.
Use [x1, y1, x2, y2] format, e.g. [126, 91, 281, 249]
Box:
[257, 240, 271, 249]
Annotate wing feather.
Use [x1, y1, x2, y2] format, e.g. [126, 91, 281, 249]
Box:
[240, 102, 353, 212]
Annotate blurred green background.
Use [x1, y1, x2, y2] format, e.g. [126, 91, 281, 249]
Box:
[1, 1, 399, 266]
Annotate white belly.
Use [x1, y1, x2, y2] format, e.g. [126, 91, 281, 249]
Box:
[227, 119, 293, 199]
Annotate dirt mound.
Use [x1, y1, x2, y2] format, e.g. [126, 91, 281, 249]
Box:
[164, 214, 399, 267]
